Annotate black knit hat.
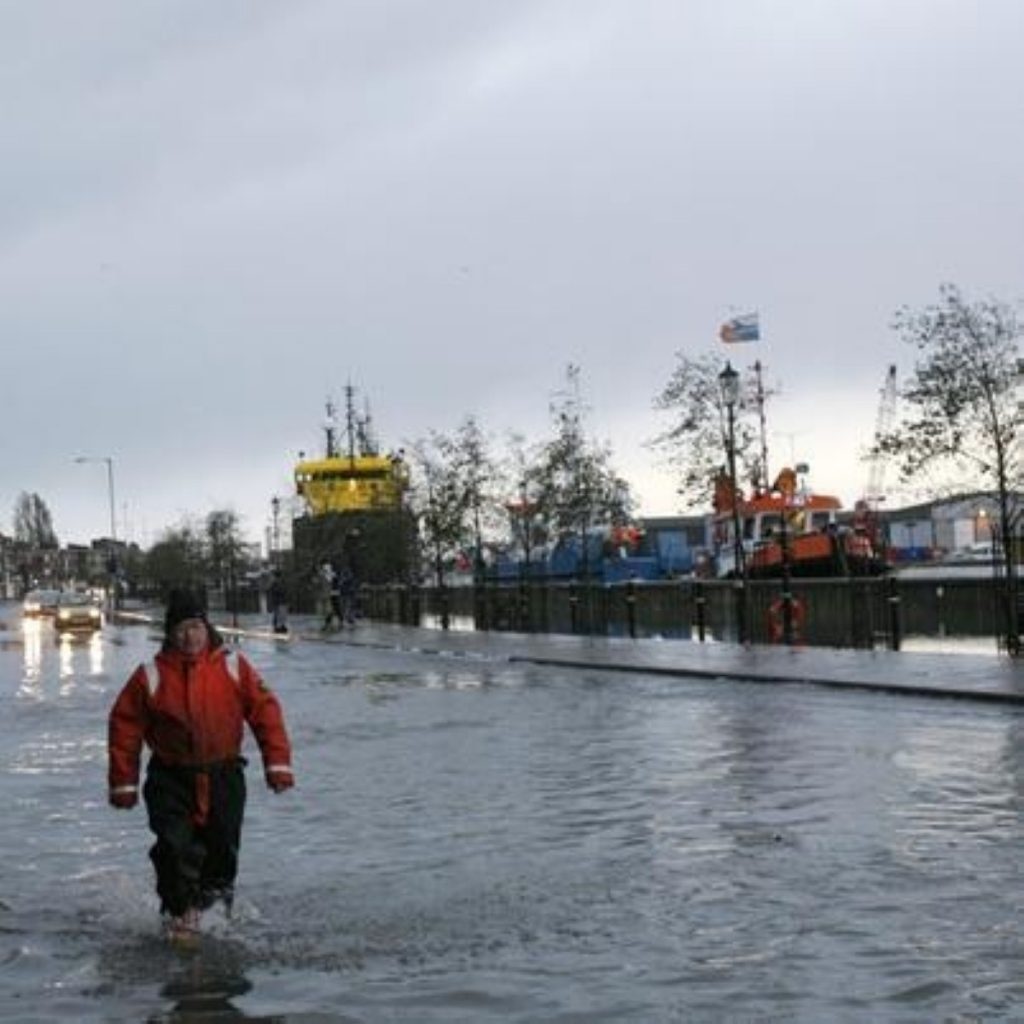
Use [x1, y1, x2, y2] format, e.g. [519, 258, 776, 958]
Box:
[163, 588, 208, 634]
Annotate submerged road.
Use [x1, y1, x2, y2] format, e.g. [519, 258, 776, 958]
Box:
[119, 609, 1024, 705]
[3, 602, 1024, 1022]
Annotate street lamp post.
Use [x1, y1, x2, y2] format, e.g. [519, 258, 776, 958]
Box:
[74, 455, 117, 609]
[718, 362, 747, 644]
[74, 456, 116, 541]
[270, 496, 281, 562]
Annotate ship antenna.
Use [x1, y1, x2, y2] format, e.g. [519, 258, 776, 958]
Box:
[324, 398, 339, 458]
[345, 382, 357, 461]
[359, 398, 378, 455]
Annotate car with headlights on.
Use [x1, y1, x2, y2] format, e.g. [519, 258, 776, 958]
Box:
[55, 591, 103, 632]
[23, 588, 62, 618]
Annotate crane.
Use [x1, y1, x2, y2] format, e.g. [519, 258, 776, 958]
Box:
[855, 364, 898, 545]
[865, 364, 898, 508]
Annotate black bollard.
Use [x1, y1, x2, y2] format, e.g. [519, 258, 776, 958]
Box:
[887, 575, 901, 651]
[626, 580, 637, 639]
[693, 581, 706, 642]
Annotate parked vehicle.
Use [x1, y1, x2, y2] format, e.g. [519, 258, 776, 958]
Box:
[55, 591, 103, 632]
[23, 589, 61, 617]
[945, 542, 997, 563]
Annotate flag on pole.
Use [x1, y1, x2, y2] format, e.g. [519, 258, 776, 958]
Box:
[719, 312, 760, 344]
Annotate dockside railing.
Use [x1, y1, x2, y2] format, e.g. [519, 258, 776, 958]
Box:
[358, 574, 1017, 652]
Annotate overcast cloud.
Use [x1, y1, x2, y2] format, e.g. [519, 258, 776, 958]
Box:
[2, 0, 1022, 547]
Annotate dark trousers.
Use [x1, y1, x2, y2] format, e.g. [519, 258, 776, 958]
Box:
[143, 758, 246, 917]
[325, 593, 342, 626]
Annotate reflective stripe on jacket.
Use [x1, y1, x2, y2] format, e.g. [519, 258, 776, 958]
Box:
[107, 645, 292, 793]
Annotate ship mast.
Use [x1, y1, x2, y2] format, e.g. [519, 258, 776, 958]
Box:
[753, 360, 770, 492]
[344, 382, 357, 461]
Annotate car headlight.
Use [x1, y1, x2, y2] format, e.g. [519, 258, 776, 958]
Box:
[58, 609, 70, 619]
[25, 603, 39, 613]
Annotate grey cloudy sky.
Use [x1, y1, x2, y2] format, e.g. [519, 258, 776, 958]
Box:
[3, 0, 1022, 547]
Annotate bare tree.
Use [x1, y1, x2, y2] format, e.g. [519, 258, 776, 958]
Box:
[407, 433, 472, 593]
[533, 365, 633, 579]
[876, 283, 1022, 651]
[144, 521, 207, 595]
[13, 492, 58, 548]
[447, 416, 499, 581]
[502, 431, 548, 572]
[650, 352, 765, 510]
[206, 509, 246, 616]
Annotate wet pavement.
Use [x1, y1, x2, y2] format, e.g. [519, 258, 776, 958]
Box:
[197, 614, 1024, 706]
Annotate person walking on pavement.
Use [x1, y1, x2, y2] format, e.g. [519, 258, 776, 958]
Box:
[267, 569, 288, 634]
[107, 588, 295, 942]
[315, 561, 335, 630]
[319, 558, 340, 631]
[337, 565, 358, 624]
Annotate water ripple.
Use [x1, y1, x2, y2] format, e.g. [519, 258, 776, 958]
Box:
[2, 623, 1024, 1021]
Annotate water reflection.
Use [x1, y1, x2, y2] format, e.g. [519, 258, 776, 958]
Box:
[92, 931, 288, 1024]
[57, 630, 104, 691]
[1000, 718, 1024, 805]
[6, 625, 1024, 1021]
[151, 964, 285, 1023]
[17, 618, 105, 699]
[19, 617, 43, 696]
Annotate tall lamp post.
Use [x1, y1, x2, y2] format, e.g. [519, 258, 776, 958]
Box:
[74, 455, 116, 541]
[74, 455, 117, 608]
[718, 362, 747, 644]
[270, 496, 281, 563]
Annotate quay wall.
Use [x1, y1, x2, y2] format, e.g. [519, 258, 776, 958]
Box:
[359, 575, 1016, 650]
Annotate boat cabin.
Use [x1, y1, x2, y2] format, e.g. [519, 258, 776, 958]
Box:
[714, 493, 841, 578]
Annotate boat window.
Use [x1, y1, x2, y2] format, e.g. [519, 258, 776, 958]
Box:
[810, 511, 833, 531]
[306, 469, 388, 482]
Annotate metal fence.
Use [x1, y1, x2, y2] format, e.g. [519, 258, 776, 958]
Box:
[360, 569, 1020, 653]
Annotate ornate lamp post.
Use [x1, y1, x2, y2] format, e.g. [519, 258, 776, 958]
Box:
[778, 480, 794, 645]
[718, 362, 747, 643]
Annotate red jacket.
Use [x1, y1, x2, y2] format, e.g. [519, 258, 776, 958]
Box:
[108, 645, 293, 799]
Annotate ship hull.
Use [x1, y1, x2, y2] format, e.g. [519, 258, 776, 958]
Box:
[748, 532, 887, 579]
[292, 509, 418, 584]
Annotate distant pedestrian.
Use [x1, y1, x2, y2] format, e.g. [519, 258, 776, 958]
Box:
[322, 559, 344, 630]
[317, 559, 336, 629]
[268, 570, 288, 634]
[338, 565, 357, 624]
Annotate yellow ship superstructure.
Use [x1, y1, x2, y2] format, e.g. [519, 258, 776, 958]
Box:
[295, 452, 409, 515]
[291, 388, 417, 585]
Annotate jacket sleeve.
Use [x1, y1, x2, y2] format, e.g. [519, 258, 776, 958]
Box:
[236, 653, 294, 782]
[108, 667, 149, 796]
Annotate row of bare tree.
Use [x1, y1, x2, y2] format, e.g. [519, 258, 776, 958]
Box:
[7, 285, 1021, 620]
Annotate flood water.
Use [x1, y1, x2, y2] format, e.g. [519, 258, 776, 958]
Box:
[4, 604, 1024, 1022]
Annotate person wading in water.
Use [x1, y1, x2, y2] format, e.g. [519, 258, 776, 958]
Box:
[107, 588, 295, 942]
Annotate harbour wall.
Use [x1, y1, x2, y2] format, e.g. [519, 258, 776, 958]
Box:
[359, 575, 1017, 651]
